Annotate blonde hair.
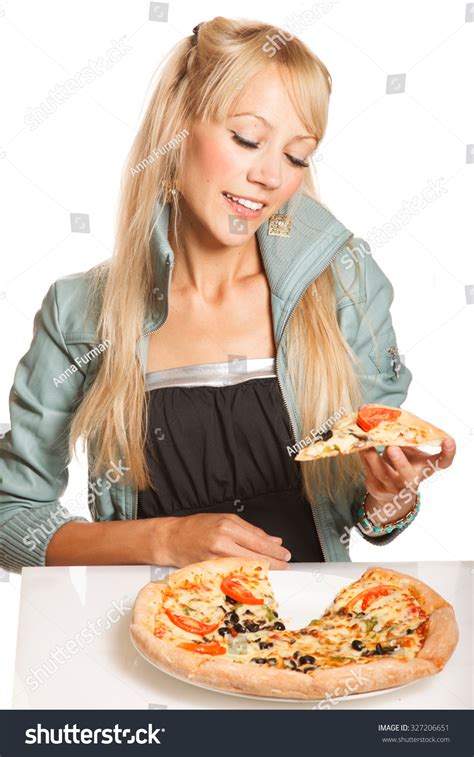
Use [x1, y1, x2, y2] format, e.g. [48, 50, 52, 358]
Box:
[69, 16, 365, 506]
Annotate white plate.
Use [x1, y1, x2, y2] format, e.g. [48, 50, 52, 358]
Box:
[130, 569, 423, 703]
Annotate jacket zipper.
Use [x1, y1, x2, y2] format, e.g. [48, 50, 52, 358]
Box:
[387, 345, 401, 379]
[274, 233, 354, 562]
[133, 257, 173, 520]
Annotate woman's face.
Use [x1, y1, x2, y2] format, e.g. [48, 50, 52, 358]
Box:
[178, 64, 317, 246]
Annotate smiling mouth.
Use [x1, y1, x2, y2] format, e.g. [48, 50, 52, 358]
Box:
[222, 192, 265, 211]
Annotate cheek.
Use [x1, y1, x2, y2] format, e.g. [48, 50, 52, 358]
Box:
[280, 173, 304, 201]
[192, 137, 238, 186]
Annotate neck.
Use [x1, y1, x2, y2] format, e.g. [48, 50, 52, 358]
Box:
[168, 201, 263, 302]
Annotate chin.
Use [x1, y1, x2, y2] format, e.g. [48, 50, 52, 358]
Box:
[203, 215, 255, 247]
[207, 228, 251, 247]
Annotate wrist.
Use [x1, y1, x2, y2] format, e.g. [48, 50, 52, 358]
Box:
[146, 516, 178, 566]
[356, 488, 421, 537]
[365, 490, 417, 526]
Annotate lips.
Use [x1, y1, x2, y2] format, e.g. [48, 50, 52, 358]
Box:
[222, 192, 266, 210]
[222, 192, 266, 219]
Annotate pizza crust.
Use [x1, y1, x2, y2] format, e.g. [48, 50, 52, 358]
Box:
[130, 581, 209, 679]
[194, 654, 435, 699]
[130, 564, 459, 701]
[397, 408, 446, 442]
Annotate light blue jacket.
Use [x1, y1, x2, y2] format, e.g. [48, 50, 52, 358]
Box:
[0, 195, 413, 572]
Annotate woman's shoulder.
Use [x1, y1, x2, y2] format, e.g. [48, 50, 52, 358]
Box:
[294, 195, 392, 309]
[48, 261, 109, 344]
[332, 236, 393, 311]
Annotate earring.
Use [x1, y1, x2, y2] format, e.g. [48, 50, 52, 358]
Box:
[161, 179, 178, 203]
[268, 213, 292, 237]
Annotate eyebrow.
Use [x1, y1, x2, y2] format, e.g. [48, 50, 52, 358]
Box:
[231, 112, 317, 142]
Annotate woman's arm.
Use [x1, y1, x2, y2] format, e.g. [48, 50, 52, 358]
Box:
[335, 243, 415, 544]
[0, 280, 91, 572]
[45, 513, 292, 569]
[45, 518, 173, 566]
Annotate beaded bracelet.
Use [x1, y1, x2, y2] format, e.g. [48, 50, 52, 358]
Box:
[356, 489, 421, 535]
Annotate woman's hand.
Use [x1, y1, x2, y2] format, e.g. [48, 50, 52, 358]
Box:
[359, 436, 456, 526]
[154, 512, 292, 570]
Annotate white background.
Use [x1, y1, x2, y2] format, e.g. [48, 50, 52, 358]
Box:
[1, 0, 473, 708]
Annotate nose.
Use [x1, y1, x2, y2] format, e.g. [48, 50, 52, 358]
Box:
[247, 147, 283, 190]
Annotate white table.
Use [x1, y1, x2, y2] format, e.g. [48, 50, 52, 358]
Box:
[11, 561, 472, 710]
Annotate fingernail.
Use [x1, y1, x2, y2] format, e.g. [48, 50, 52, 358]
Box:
[444, 439, 454, 450]
[271, 536, 282, 542]
[388, 447, 401, 458]
[285, 552, 291, 561]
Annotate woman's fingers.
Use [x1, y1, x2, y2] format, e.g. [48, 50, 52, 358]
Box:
[175, 513, 290, 569]
[229, 513, 283, 543]
[359, 435, 456, 496]
[215, 539, 290, 571]
[392, 436, 456, 472]
[231, 521, 292, 563]
[217, 515, 291, 562]
[359, 448, 399, 491]
[384, 446, 417, 485]
[427, 436, 456, 470]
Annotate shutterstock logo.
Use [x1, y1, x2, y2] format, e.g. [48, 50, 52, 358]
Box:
[24, 723, 166, 745]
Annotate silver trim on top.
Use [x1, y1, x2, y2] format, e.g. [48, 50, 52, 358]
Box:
[146, 357, 276, 390]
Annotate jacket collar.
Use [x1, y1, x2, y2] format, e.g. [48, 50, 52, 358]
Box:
[145, 194, 353, 339]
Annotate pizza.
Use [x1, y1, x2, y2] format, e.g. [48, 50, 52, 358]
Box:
[295, 404, 447, 461]
[130, 558, 458, 700]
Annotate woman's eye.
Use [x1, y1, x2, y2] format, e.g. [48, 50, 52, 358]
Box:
[231, 131, 260, 149]
[286, 154, 309, 168]
[231, 131, 309, 167]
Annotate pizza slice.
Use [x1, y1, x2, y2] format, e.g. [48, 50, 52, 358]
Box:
[300, 567, 430, 662]
[141, 558, 285, 657]
[295, 404, 447, 461]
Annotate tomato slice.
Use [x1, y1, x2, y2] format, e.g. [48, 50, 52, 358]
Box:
[360, 585, 398, 611]
[221, 575, 264, 605]
[165, 609, 219, 636]
[348, 584, 398, 611]
[357, 405, 401, 432]
[179, 640, 226, 656]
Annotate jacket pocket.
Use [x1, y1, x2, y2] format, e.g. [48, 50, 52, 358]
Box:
[334, 237, 369, 311]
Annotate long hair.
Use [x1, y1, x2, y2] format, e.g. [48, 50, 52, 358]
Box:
[69, 16, 365, 505]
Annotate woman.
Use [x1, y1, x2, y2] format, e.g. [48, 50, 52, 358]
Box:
[0, 18, 455, 572]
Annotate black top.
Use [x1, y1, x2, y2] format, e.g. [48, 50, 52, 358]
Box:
[137, 360, 324, 562]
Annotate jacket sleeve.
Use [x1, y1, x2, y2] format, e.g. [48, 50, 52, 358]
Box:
[335, 240, 416, 546]
[0, 281, 90, 573]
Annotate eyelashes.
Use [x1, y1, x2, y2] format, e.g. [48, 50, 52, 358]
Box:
[230, 131, 309, 168]
[231, 131, 260, 149]
[287, 155, 310, 168]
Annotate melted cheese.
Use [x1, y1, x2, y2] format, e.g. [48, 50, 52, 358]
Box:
[153, 570, 429, 669]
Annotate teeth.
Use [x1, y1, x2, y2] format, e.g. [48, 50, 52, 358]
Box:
[224, 193, 263, 211]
